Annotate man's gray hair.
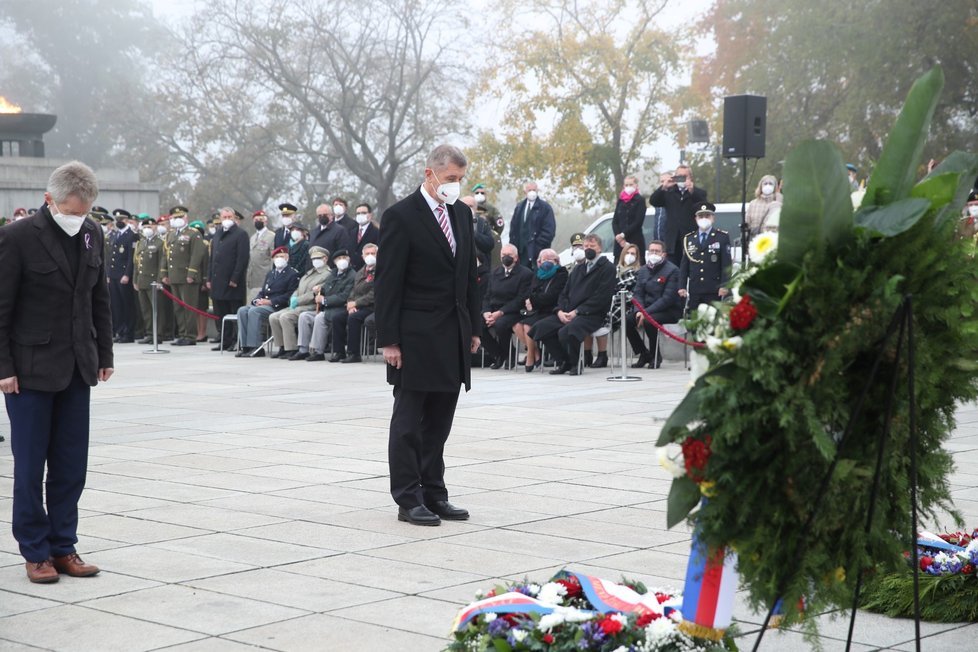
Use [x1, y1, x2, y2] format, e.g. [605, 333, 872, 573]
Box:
[219, 206, 236, 216]
[584, 233, 603, 248]
[47, 161, 99, 204]
[426, 144, 467, 171]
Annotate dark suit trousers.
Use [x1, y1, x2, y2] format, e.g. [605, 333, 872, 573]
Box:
[331, 308, 373, 356]
[7, 369, 90, 562]
[532, 314, 604, 364]
[481, 313, 520, 361]
[388, 386, 459, 509]
[626, 310, 681, 355]
[109, 278, 135, 339]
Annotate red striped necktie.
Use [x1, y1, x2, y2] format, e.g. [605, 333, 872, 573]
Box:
[435, 205, 456, 255]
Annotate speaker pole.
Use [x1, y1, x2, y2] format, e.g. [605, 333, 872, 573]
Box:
[714, 144, 722, 204]
[740, 156, 749, 265]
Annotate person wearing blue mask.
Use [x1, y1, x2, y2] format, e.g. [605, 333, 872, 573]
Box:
[513, 248, 568, 372]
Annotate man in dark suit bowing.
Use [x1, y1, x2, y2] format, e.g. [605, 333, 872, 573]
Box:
[0, 161, 114, 583]
[375, 144, 481, 526]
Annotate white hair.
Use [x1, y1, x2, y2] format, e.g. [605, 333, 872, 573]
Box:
[47, 161, 98, 203]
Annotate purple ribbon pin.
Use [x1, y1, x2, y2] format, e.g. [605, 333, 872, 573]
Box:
[84, 233, 92, 250]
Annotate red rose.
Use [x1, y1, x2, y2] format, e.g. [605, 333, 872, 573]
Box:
[599, 616, 623, 635]
[657, 276, 666, 283]
[681, 435, 712, 483]
[543, 633, 555, 644]
[729, 294, 758, 331]
[963, 564, 975, 575]
[920, 556, 933, 571]
[557, 577, 582, 598]
[636, 611, 661, 627]
[654, 592, 671, 604]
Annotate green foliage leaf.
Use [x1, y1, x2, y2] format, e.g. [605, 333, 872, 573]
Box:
[854, 197, 931, 237]
[863, 66, 944, 206]
[742, 262, 803, 311]
[911, 172, 959, 210]
[779, 140, 854, 263]
[927, 151, 978, 228]
[667, 477, 701, 529]
[659, 378, 705, 446]
[492, 638, 513, 652]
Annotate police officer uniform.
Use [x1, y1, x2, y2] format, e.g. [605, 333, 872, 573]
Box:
[108, 208, 138, 342]
[133, 216, 166, 344]
[161, 205, 207, 345]
[678, 203, 732, 312]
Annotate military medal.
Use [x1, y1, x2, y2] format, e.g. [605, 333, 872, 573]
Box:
[118, 245, 125, 253]
[711, 254, 718, 262]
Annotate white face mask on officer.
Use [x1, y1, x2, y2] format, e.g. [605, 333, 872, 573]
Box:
[572, 247, 586, 262]
[157, 225, 168, 236]
[696, 217, 713, 231]
[141, 226, 155, 238]
[281, 216, 294, 227]
[311, 258, 326, 270]
[273, 256, 288, 269]
[171, 217, 186, 229]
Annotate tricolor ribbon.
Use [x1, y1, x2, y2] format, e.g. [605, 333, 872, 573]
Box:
[678, 528, 738, 641]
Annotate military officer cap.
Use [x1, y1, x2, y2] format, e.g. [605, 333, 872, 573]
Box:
[209, 213, 221, 225]
[471, 183, 486, 192]
[253, 209, 266, 217]
[968, 189, 978, 203]
[13, 207, 27, 217]
[97, 214, 113, 225]
[112, 208, 132, 219]
[569, 232, 586, 247]
[139, 214, 155, 224]
[846, 163, 858, 173]
[309, 246, 329, 260]
[170, 205, 189, 217]
[233, 210, 245, 221]
[695, 202, 717, 215]
[272, 246, 289, 257]
[278, 202, 298, 215]
[27, 208, 37, 216]
[189, 220, 206, 233]
[158, 213, 170, 222]
[90, 205, 108, 216]
[333, 248, 350, 259]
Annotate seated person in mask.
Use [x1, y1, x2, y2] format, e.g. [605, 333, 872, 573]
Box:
[235, 247, 300, 357]
[481, 244, 533, 369]
[626, 240, 681, 369]
[530, 234, 616, 376]
[292, 249, 355, 361]
[329, 244, 378, 363]
[513, 248, 567, 372]
[269, 246, 331, 358]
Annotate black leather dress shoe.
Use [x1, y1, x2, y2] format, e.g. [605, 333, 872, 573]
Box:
[397, 505, 441, 526]
[235, 348, 252, 358]
[490, 357, 505, 370]
[426, 500, 469, 520]
[341, 354, 362, 363]
[251, 348, 266, 358]
[549, 363, 570, 375]
[289, 351, 309, 361]
[306, 353, 326, 362]
[328, 352, 344, 362]
[568, 365, 581, 376]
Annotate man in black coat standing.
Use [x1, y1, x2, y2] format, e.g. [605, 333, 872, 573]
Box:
[0, 161, 114, 583]
[612, 175, 647, 264]
[508, 181, 556, 269]
[375, 144, 481, 527]
[350, 203, 381, 271]
[208, 207, 250, 350]
[309, 204, 352, 267]
[649, 165, 708, 266]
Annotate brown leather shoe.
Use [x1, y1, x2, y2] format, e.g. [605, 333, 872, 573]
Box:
[52, 553, 100, 577]
[25, 560, 59, 583]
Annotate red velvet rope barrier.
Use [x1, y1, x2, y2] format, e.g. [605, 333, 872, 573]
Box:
[156, 284, 220, 321]
[629, 297, 706, 349]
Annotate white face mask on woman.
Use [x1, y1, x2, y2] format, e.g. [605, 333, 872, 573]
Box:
[624, 253, 637, 266]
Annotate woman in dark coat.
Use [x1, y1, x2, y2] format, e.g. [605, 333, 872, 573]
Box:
[513, 248, 568, 372]
[611, 175, 646, 264]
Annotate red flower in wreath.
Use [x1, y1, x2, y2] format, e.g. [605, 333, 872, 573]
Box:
[636, 611, 661, 627]
[729, 294, 758, 331]
[542, 633, 555, 644]
[599, 616, 623, 635]
[557, 577, 582, 598]
[682, 435, 712, 483]
[919, 556, 933, 571]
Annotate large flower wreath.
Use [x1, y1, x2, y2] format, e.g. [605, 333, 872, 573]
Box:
[655, 65, 978, 634]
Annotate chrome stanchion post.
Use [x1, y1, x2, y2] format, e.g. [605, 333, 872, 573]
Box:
[607, 289, 640, 383]
[144, 281, 170, 355]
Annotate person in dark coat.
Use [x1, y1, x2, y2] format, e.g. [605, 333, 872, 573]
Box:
[508, 181, 556, 269]
[287, 223, 312, 275]
[462, 195, 496, 308]
[626, 239, 682, 368]
[274, 202, 298, 249]
[374, 144, 481, 527]
[678, 202, 732, 311]
[480, 243, 533, 369]
[331, 197, 358, 232]
[107, 208, 137, 342]
[330, 243, 377, 363]
[513, 248, 568, 372]
[350, 203, 381, 270]
[309, 204, 352, 268]
[0, 162, 113, 583]
[649, 165, 708, 266]
[530, 234, 616, 375]
[208, 208, 250, 350]
[612, 175, 647, 264]
[235, 246, 300, 357]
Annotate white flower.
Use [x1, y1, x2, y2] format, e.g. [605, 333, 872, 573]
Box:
[705, 335, 723, 352]
[612, 646, 630, 652]
[611, 613, 627, 625]
[527, 583, 541, 596]
[645, 616, 677, 642]
[483, 613, 496, 623]
[537, 612, 565, 632]
[511, 629, 527, 643]
[933, 552, 950, 565]
[748, 231, 778, 263]
[720, 336, 743, 352]
[657, 445, 686, 478]
[536, 582, 567, 605]
[966, 539, 978, 555]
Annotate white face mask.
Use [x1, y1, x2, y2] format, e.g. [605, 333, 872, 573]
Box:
[526, 190, 538, 202]
[624, 253, 637, 266]
[647, 253, 663, 265]
[208, 226, 217, 235]
[141, 227, 155, 238]
[281, 216, 294, 227]
[290, 230, 304, 241]
[572, 247, 586, 262]
[221, 219, 234, 230]
[335, 258, 350, 271]
[157, 225, 168, 236]
[623, 185, 636, 194]
[761, 183, 775, 196]
[363, 253, 377, 267]
[355, 214, 370, 225]
[332, 204, 346, 216]
[50, 201, 86, 237]
[311, 258, 326, 270]
[273, 256, 288, 269]
[432, 171, 460, 205]
[170, 217, 186, 229]
[969, 205, 978, 218]
[697, 218, 713, 231]
[475, 193, 486, 203]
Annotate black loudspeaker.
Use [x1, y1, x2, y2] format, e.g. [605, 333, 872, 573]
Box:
[722, 95, 766, 158]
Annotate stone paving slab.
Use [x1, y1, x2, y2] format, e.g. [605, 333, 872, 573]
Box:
[0, 344, 975, 651]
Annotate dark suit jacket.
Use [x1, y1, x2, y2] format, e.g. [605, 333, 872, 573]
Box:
[273, 226, 293, 249]
[309, 221, 352, 262]
[209, 224, 250, 301]
[375, 188, 480, 392]
[350, 222, 380, 270]
[473, 215, 494, 276]
[633, 260, 682, 321]
[678, 228, 732, 294]
[482, 265, 533, 315]
[558, 256, 616, 317]
[334, 215, 358, 232]
[255, 266, 300, 310]
[611, 193, 646, 262]
[0, 206, 114, 391]
[649, 185, 708, 254]
[107, 227, 137, 280]
[509, 198, 556, 263]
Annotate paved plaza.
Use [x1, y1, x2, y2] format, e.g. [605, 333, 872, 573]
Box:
[1, 344, 977, 651]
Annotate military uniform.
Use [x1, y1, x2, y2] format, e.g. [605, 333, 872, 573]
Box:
[133, 217, 167, 343]
[678, 205, 732, 312]
[247, 222, 276, 299]
[161, 206, 207, 344]
[108, 209, 138, 342]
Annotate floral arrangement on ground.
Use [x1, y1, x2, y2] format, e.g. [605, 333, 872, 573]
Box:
[654, 64, 978, 636]
[446, 572, 738, 651]
[860, 527, 978, 622]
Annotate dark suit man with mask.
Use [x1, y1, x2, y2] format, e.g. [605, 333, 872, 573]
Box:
[508, 181, 555, 269]
[0, 161, 114, 583]
[375, 144, 481, 527]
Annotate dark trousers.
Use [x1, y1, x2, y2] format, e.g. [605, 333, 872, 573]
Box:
[213, 297, 243, 347]
[108, 278, 135, 339]
[331, 308, 373, 356]
[388, 386, 459, 509]
[532, 313, 602, 365]
[626, 309, 682, 355]
[7, 369, 90, 562]
[481, 313, 520, 362]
